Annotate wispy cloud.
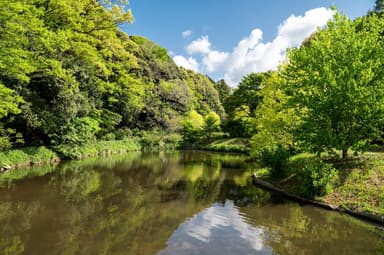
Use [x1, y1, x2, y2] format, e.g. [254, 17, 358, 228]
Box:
[182, 30, 193, 38]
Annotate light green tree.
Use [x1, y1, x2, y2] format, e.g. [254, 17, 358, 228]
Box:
[182, 110, 204, 144]
[203, 111, 221, 140]
[250, 71, 299, 158]
[284, 13, 384, 158]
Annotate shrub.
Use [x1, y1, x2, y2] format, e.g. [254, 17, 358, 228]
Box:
[260, 145, 290, 179]
[0, 146, 58, 166]
[139, 130, 163, 150]
[289, 153, 337, 197]
[164, 133, 182, 150]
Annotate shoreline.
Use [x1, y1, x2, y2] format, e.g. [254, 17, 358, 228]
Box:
[0, 140, 142, 173]
[1, 144, 383, 227]
[251, 174, 384, 227]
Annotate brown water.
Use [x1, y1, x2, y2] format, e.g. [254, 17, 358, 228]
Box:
[0, 151, 382, 255]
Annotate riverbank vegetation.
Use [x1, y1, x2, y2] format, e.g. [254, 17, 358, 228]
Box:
[1, 0, 384, 217]
[246, 6, 384, 216]
[0, 0, 224, 157]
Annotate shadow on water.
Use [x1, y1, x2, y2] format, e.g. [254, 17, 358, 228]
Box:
[0, 151, 383, 255]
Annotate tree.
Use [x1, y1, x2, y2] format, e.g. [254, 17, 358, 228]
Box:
[224, 72, 270, 116]
[283, 13, 384, 158]
[0, 83, 23, 150]
[214, 79, 231, 104]
[375, 0, 383, 13]
[223, 72, 270, 137]
[250, 71, 298, 158]
[203, 111, 221, 140]
[182, 110, 204, 145]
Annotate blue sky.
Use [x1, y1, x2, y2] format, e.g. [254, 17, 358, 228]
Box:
[121, 1, 373, 85]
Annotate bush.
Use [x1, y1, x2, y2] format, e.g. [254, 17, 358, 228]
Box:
[139, 130, 163, 150]
[260, 145, 290, 179]
[54, 139, 141, 159]
[289, 153, 337, 197]
[114, 128, 134, 140]
[164, 133, 182, 150]
[0, 146, 58, 166]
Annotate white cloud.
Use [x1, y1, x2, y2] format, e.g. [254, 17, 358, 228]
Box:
[202, 51, 229, 72]
[182, 30, 193, 38]
[173, 55, 200, 72]
[157, 201, 268, 254]
[174, 7, 335, 86]
[186, 36, 212, 54]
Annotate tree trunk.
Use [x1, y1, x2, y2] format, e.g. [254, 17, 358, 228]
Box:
[342, 147, 348, 159]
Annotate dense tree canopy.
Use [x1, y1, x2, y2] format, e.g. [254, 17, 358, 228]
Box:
[0, 0, 224, 150]
[223, 72, 270, 138]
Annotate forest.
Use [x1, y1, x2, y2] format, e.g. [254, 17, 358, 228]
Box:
[0, 0, 384, 214]
[0, 0, 225, 158]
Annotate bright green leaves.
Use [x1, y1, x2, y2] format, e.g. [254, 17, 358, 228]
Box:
[250, 71, 297, 158]
[0, 84, 23, 119]
[0, 0, 227, 150]
[283, 13, 384, 157]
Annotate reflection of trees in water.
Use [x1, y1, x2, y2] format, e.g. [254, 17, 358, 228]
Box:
[0, 151, 382, 255]
[239, 202, 384, 255]
[0, 201, 42, 255]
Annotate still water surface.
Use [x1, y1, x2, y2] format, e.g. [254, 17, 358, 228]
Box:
[0, 151, 383, 255]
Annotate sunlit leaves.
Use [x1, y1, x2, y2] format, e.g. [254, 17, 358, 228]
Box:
[284, 13, 384, 157]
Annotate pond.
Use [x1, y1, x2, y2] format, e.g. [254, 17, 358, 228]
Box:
[0, 151, 383, 255]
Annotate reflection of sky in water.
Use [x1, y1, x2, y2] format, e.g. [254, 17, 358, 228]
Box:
[157, 200, 272, 255]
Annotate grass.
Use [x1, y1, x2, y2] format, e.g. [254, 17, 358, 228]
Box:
[0, 146, 59, 167]
[322, 151, 384, 215]
[256, 150, 384, 216]
[54, 139, 142, 159]
[0, 139, 142, 168]
[201, 138, 249, 153]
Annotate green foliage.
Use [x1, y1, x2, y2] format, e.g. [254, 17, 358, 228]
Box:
[231, 105, 257, 138]
[54, 139, 141, 159]
[181, 110, 224, 145]
[52, 117, 100, 146]
[223, 72, 270, 137]
[260, 145, 291, 179]
[284, 13, 384, 158]
[288, 153, 337, 198]
[0, 146, 58, 167]
[0, 0, 226, 152]
[202, 138, 249, 153]
[203, 111, 221, 140]
[0, 84, 23, 119]
[250, 71, 298, 158]
[182, 110, 204, 145]
[139, 130, 164, 150]
[181, 69, 225, 119]
[224, 72, 270, 116]
[214, 79, 231, 104]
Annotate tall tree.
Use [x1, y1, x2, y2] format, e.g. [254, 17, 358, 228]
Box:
[284, 13, 384, 158]
[375, 0, 383, 13]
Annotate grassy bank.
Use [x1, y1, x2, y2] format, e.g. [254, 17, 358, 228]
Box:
[255, 150, 384, 217]
[0, 139, 142, 170]
[0, 146, 59, 168]
[322, 151, 384, 216]
[200, 138, 249, 153]
[54, 139, 141, 160]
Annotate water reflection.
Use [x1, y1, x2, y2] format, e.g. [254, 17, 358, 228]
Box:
[158, 200, 271, 255]
[0, 151, 382, 255]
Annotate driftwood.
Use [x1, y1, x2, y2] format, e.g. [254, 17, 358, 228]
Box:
[251, 173, 384, 227]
